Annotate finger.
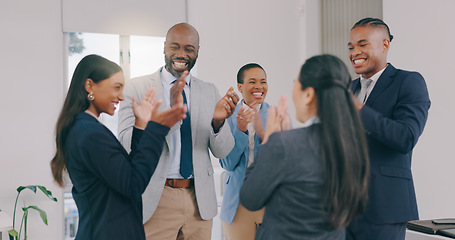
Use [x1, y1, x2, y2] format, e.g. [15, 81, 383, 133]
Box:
[148, 88, 156, 103]
[171, 103, 187, 118]
[142, 88, 155, 104]
[244, 109, 255, 119]
[267, 106, 277, 122]
[177, 80, 185, 93]
[249, 101, 258, 110]
[229, 91, 240, 105]
[223, 87, 234, 103]
[152, 100, 163, 118]
[225, 96, 236, 109]
[144, 88, 153, 103]
[171, 72, 188, 94]
[177, 70, 189, 82]
[132, 96, 137, 107]
[223, 103, 233, 115]
[225, 87, 234, 96]
[278, 96, 288, 118]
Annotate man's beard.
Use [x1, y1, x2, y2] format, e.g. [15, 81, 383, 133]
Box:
[165, 57, 198, 77]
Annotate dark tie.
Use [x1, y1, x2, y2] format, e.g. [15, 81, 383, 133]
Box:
[180, 90, 193, 178]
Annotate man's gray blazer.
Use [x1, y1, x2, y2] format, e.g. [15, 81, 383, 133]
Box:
[118, 67, 234, 222]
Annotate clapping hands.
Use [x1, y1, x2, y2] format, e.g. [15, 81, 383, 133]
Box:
[212, 87, 240, 132]
[263, 96, 291, 143]
[133, 88, 187, 129]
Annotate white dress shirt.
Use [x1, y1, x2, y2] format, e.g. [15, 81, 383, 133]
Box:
[160, 68, 192, 179]
[355, 66, 386, 102]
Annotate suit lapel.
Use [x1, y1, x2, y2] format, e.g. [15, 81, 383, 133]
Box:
[150, 68, 172, 148]
[232, 103, 242, 131]
[351, 78, 361, 93]
[189, 77, 200, 144]
[365, 64, 397, 105]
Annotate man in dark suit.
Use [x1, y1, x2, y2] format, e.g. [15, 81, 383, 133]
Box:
[346, 18, 431, 240]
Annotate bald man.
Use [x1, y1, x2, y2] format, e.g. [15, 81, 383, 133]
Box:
[119, 23, 239, 240]
[346, 18, 431, 240]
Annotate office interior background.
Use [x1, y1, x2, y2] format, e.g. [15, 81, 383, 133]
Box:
[1, 0, 454, 239]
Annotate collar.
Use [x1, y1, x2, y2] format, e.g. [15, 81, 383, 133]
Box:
[302, 116, 320, 128]
[84, 110, 101, 122]
[241, 100, 262, 111]
[161, 67, 191, 86]
[360, 66, 387, 83]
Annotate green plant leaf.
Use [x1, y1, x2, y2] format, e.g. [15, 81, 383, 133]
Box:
[37, 186, 58, 202]
[16, 186, 37, 194]
[23, 206, 48, 225]
[8, 229, 18, 236]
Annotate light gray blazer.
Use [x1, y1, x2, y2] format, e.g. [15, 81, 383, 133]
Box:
[118, 67, 234, 222]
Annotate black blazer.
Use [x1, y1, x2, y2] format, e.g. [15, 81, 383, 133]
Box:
[66, 112, 169, 240]
[351, 64, 431, 224]
[240, 124, 345, 240]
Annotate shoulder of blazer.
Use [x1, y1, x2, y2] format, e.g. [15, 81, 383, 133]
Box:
[190, 76, 216, 90]
[381, 63, 399, 80]
[128, 68, 162, 86]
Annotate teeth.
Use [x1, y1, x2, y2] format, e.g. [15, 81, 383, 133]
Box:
[252, 92, 262, 97]
[354, 59, 365, 64]
[174, 62, 186, 67]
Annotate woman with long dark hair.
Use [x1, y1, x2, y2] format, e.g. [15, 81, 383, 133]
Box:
[240, 54, 369, 239]
[50, 54, 186, 240]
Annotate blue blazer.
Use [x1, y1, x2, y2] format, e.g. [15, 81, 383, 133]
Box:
[219, 101, 270, 224]
[351, 64, 430, 224]
[66, 112, 169, 240]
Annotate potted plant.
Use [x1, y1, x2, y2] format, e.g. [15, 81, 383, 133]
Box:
[8, 185, 57, 240]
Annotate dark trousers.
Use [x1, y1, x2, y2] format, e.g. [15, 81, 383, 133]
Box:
[346, 217, 406, 240]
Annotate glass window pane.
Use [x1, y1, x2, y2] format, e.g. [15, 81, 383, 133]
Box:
[130, 36, 165, 78]
[68, 33, 120, 85]
[67, 32, 120, 137]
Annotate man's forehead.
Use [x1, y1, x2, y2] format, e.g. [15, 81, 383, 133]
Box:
[352, 25, 388, 37]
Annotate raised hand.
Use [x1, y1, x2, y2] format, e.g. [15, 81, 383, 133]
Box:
[151, 103, 187, 128]
[212, 87, 240, 132]
[262, 96, 291, 143]
[236, 103, 257, 133]
[277, 96, 291, 131]
[262, 106, 282, 144]
[133, 88, 159, 129]
[170, 70, 189, 107]
[252, 106, 265, 141]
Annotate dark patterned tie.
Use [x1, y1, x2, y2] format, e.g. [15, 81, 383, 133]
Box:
[180, 90, 193, 178]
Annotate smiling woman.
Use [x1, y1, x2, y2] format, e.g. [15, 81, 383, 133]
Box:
[63, 33, 168, 239]
[51, 54, 187, 240]
[84, 71, 125, 117]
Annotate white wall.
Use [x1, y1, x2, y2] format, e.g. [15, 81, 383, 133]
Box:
[384, 0, 455, 220]
[0, 0, 64, 239]
[188, 0, 312, 128]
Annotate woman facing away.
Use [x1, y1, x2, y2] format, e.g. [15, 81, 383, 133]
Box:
[50, 54, 186, 240]
[240, 54, 370, 240]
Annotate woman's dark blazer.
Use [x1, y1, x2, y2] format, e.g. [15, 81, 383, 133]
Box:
[240, 124, 345, 240]
[66, 112, 169, 240]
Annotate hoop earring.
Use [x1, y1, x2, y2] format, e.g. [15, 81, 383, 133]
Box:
[88, 92, 95, 101]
